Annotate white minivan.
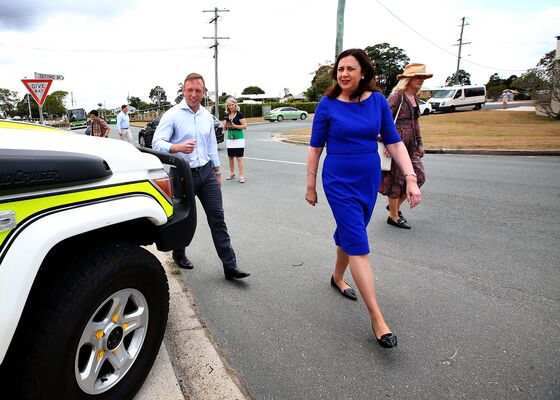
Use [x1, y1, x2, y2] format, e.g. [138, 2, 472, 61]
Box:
[427, 85, 486, 112]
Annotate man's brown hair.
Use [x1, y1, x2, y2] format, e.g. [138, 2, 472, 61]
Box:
[184, 73, 205, 87]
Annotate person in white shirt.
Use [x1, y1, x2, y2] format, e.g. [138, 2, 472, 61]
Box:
[152, 72, 250, 281]
[116, 105, 132, 143]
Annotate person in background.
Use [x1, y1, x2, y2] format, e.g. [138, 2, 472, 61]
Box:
[499, 89, 514, 109]
[117, 104, 133, 143]
[224, 97, 247, 183]
[88, 110, 110, 138]
[379, 63, 431, 229]
[152, 72, 250, 281]
[305, 48, 422, 348]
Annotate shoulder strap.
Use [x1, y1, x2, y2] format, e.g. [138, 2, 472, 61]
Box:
[394, 92, 405, 124]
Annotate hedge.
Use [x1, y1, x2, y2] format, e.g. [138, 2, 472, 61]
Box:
[216, 102, 319, 119]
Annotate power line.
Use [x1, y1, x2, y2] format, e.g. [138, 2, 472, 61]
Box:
[373, 0, 532, 73]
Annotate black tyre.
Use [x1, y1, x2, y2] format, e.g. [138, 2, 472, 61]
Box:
[449, 105, 456, 113]
[473, 104, 482, 110]
[138, 134, 146, 147]
[277, 115, 284, 122]
[422, 108, 430, 115]
[300, 113, 307, 120]
[16, 243, 169, 400]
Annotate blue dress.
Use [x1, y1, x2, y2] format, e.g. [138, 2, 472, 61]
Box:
[310, 92, 401, 255]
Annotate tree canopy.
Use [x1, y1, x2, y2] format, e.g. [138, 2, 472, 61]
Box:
[0, 88, 19, 117]
[42, 90, 68, 117]
[305, 64, 333, 101]
[241, 86, 265, 95]
[149, 85, 167, 106]
[514, 50, 559, 118]
[365, 43, 409, 95]
[445, 69, 471, 86]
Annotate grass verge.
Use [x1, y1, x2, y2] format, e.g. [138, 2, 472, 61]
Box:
[280, 110, 560, 150]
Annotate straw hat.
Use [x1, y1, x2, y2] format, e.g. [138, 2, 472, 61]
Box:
[397, 63, 433, 80]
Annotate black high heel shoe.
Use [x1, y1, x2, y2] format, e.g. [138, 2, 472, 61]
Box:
[386, 205, 406, 223]
[372, 324, 398, 348]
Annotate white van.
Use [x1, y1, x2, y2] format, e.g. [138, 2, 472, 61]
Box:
[427, 85, 486, 112]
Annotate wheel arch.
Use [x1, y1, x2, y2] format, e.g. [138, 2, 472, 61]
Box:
[0, 196, 167, 364]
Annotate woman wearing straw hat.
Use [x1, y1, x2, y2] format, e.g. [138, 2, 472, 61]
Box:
[379, 63, 432, 229]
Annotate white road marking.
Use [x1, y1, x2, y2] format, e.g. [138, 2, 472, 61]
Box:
[219, 153, 305, 166]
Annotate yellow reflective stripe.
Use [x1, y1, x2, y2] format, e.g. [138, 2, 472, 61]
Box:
[0, 181, 172, 246]
[0, 121, 60, 131]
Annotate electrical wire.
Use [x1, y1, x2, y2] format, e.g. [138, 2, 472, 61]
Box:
[373, 0, 535, 72]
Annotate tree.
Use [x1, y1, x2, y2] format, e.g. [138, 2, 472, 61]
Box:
[16, 93, 39, 119]
[42, 90, 68, 117]
[305, 64, 333, 101]
[219, 92, 231, 103]
[129, 96, 143, 109]
[445, 69, 471, 86]
[149, 85, 167, 106]
[0, 88, 19, 117]
[514, 50, 559, 119]
[364, 43, 409, 95]
[241, 86, 265, 95]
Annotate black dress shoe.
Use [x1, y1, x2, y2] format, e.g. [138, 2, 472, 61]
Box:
[386, 205, 406, 222]
[372, 325, 398, 348]
[224, 268, 250, 280]
[387, 217, 411, 229]
[172, 255, 194, 269]
[330, 276, 358, 301]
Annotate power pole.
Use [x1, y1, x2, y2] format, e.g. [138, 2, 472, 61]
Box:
[335, 0, 346, 60]
[203, 7, 229, 118]
[452, 17, 471, 85]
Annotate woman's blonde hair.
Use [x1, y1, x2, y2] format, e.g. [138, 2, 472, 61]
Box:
[224, 97, 240, 112]
[392, 77, 422, 94]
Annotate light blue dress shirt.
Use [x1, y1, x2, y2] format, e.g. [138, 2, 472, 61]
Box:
[116, 111, 129, 130]
[152, 100, 219, 169]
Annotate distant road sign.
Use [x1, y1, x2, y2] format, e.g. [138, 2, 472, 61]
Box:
[34, 72, 64, 80]
[22, 79, 53, 107]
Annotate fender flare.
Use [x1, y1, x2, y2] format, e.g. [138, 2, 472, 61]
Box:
[0, 195, 167, 363]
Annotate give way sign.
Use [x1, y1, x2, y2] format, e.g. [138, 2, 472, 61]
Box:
[21, 79, 53, 107]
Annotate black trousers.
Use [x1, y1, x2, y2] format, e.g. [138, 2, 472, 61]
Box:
[173, 162, 237, 271]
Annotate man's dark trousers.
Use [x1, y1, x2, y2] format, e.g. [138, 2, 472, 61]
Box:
[173, 162, 237, 271]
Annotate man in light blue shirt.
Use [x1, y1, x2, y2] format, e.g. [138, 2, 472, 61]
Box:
[152, 72, 250, 281]
[116, 105, 132, 143]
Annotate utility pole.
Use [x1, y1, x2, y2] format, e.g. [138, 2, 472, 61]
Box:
[335, 0, 346, 60]
[203, 7, 229, 118]
[24, 76, 32, 119]
[452, 17, 471, 85]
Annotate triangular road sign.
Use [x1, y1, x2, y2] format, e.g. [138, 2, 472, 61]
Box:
[21, 79, 53, 107]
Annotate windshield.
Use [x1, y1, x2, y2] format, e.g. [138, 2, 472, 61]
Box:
[67, 108, 87, 121]
[431, 90, 455, 99]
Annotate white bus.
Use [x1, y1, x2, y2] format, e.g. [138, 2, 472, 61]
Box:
[427, 85, 486, 112]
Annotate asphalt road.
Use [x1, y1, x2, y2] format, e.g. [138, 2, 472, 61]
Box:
[167, 119, 560, 400]
[74, 117, 558, 399]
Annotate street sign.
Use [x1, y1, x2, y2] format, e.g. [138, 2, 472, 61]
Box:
[21, 79, 53, 107]
[34, 72, 64, 80]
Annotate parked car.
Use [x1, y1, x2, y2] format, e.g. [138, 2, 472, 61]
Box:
[419, 99, 432, 115]
[264, 107, 308, 122]
[138, 114, 224, 148]
[427, 84, 486, 112]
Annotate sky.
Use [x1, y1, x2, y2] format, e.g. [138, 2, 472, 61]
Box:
[0, 0, 558, 112]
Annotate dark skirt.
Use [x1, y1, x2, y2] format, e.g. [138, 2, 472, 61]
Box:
[227, 148, 244, 157]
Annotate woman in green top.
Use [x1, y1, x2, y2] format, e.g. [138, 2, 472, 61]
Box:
[224, 97, 247, 183]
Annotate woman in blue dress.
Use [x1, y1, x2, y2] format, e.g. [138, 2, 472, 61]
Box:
[305, 48, 422, 348]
